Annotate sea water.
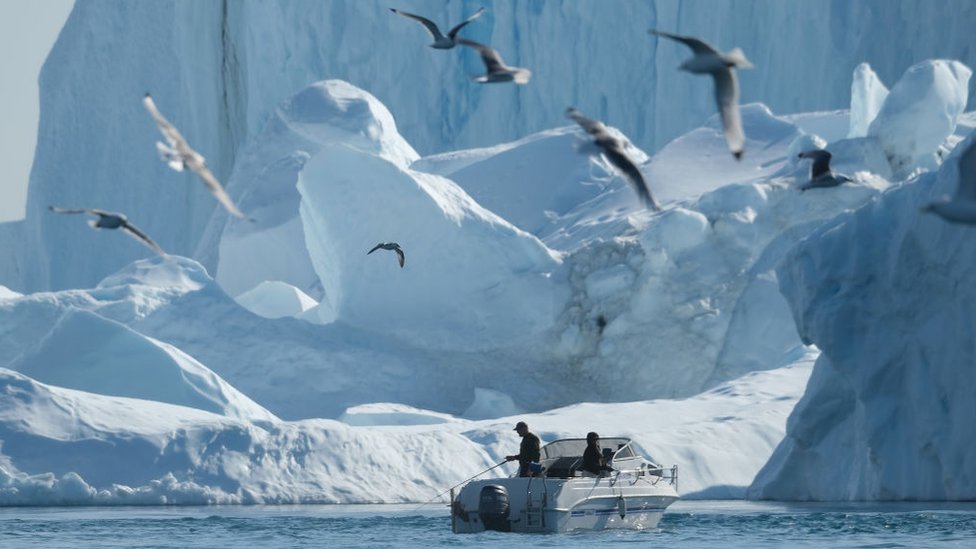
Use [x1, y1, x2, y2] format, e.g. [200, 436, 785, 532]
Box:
[2, 501, 975, 548]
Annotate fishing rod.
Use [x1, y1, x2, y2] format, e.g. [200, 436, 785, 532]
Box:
[414, 459, 508, 510]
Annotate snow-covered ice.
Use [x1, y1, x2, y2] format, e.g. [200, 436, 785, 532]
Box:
[868, 60, 971, 177]
[0, 351, 813, 504]
[848, 63, 890, 139]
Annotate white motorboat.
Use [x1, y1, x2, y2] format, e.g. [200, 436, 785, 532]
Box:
[451, 437, 678, 533]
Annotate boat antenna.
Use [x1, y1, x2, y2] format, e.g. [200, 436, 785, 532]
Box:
[413, 459, 508, 511]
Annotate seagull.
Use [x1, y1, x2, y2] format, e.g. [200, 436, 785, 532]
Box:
[142, 93, 249, 219]
[921, 139, 976, 224]
[456, 38, 531, 84]
[651, 30, 753, 160]
[48, 206, 166, 257]
[566, 107, 660, 211]
[797, 150, 853, 191]
[367, 242, 405, 268]
[390, 6, 485, 49]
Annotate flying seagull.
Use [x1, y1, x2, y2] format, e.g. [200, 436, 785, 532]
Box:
[367, 242, 405, 268]
[797, 149, 853, 191]
[456, 38, 531, 84]
[651, 30, 753, 160]
[921, 139, 976, 224]
[566, 107, 660, 211]
[48, 206, 166, 257]
[143, 93, 249, 219]
[390, 6, 485, 49]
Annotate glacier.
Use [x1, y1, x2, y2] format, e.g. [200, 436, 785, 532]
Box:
[1, 0, 975, 506]
[4, 0, 976, 292]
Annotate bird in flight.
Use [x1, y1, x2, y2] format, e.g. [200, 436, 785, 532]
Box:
[390, 6, 485, 49]
[796, 149, 853, 191]
[48, 206, 166, 257]
[143, 93, 249, 219]
[566, 107, 660, 211]
[456, 38, 531, 84]
[651, 30, 753, 160]
[921, 139, 976, 224]
[367, 242, 405, 268]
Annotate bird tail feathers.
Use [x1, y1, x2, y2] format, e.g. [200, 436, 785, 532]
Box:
[724, 48, 753, 69]
[155, 142, 185, 172]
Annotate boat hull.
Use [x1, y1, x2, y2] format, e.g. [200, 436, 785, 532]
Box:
[452, 475, 678, 533]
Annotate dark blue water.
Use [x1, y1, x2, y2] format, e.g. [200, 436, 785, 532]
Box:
[2, 501, 975, 548]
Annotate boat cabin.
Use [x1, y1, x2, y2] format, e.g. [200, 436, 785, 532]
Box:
[535, 437, 660, 478]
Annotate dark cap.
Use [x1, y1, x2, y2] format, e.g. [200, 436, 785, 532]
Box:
[586, 431, 599, 441]
[514, 421, 528, 431]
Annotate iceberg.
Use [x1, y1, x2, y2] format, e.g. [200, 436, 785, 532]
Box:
[0, 349, 813, 504]
[6, 0, 976, 293]
[868, 60, 971, 176]
[7, 307, 277, 422]
[750, 131, 976, 501]
[848, 63, 889, 138]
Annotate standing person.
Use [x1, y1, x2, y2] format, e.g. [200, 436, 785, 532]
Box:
[505, 421, 541, 477]
[581, 431, 613, 476]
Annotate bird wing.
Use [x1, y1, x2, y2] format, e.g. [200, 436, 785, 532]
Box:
[650, 30, 720, 56]
[189, 162, 247, 219]
[713, 68, 745, 159]
[800, 150, 833, 179]
[390, 9, 446, 40]
[49, 206, 92, 215]
[447, 6, 485, 40]
[955, 139, 976, 201]
[395, 247, 405, 268]
[120, 220, 166, 257]
[601, 145, 660, 211]
[49, 206, 117, 218]
[456, 38, 507, 72]
[143, 93, 188, 150]
[565, 108, 609, 138]
[367, 243, 383, 255]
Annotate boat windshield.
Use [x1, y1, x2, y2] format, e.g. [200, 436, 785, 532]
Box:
[540, 437, 634, 460]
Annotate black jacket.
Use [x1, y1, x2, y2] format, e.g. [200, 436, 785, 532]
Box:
[517, 432, 541, 464]
[582, 442, 611, 475]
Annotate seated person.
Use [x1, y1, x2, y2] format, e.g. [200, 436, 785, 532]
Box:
[581, 431, 614, 476]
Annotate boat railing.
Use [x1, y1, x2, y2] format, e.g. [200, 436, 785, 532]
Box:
[636, 463, 678, 490]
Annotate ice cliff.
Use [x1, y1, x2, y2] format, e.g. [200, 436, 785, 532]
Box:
[750, 62, 974, 501]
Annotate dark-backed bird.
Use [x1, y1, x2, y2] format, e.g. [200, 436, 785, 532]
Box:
[390, 6, 485, 49]
[143, 93, 248, 219]
[921, 139, 976, 224]
[367, 242, 405, 268]
[797, 149, 853, 191]
[566, 107, 660, 211]
[651, 30, 752, 160]
[48, 206, 166, 257]
[456, 38, 531, 84]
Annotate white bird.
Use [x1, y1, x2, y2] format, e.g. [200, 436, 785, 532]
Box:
[565, 107, 660, 211]
[48, 206, 166, 257]
[142, 93, 248, 219]
[390, 6, 485, 49]
[651, 30, 753, 160]
[797, 149, 853, 191]
[921, 139, 976, 224]
[367, 242, 405, 268]
[456, 38, 531, 84]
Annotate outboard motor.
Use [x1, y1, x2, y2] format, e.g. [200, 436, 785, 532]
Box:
[478, 484, 511, 532]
